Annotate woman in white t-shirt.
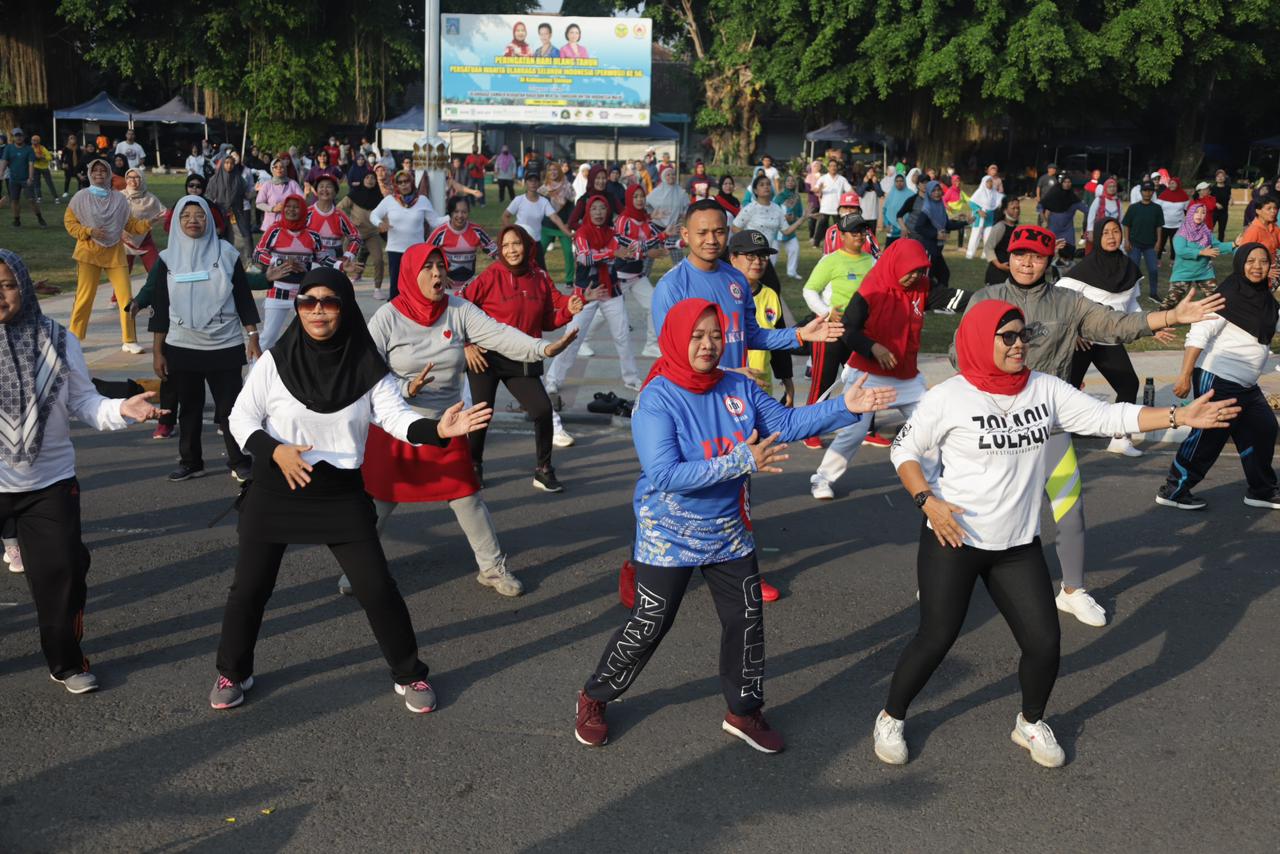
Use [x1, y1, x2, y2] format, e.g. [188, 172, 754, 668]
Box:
[369, 170, 444, 300]
[873, 299, 1237, 770]
[813, 160, 852, 247]
[503, 170, 571, 271]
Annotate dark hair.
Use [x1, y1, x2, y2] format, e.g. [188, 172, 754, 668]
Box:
[999, 196, 1019, 216]
[538, 22, 551, 33]
[1260, 197, 1279, 210]
[719, 175, 735, 191]
[998, 308, 1023, 328]
[752, 173, 771, 191]
[445, 194, 470, 215]
[684, 198, 728, 224]
[565, 23, 581, 39]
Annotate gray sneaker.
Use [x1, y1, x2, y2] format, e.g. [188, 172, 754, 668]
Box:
[338, 573, 353, 596]
[477, 562, 524, 597]
[50, 671, 99, 694]
[209, 674, 254, 709]
[395, 679, 437, 714]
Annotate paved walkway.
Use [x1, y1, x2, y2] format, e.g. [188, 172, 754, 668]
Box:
[55, 277, 1280, 445]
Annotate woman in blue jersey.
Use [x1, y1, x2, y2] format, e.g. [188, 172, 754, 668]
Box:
[573, 297, 896, 753]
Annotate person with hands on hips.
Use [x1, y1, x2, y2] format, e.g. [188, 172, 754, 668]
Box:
[575, 297, 895, 753]
[214, 266, 492, 715]
[877, 299, 1239, 770]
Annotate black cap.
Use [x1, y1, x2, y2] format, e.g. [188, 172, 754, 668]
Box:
[838, 212, 871, 233]
[1140, 181, 1155, 192]
[727, 229, 777, 255]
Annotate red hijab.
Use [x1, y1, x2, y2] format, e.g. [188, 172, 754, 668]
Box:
[643, 298, 727, 394]
[391, 244, 450, 327]
[624, 184, 649, 222]
[855, 237, 931, 301]
[280, 194, 308, 231]
[955, 300, 1030, 395]
[576, 194, 616, 290]
[943, 174, 963, 204]
[1159, 177, 1189, 203]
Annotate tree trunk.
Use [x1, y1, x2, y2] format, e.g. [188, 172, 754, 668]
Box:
[1171, 73, 1215, 181]
[701, 64, 762, 165]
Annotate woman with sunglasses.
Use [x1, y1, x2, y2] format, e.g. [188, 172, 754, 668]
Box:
[955, 225, 1225, 627]
[875, 300, 1238, 769]
[213, 267, 492, 714]
[369, 170, 443, 300]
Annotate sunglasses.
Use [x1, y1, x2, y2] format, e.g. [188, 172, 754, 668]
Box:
[295, 295, 343, 312]
[995, 329, 1031, 346]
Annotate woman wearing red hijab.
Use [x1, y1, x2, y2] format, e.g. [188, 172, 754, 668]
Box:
[253, 194, 326, 348]
[876, 301, 1238, 769]
[1156, 177, 1191, 261]
[343, 244, 578, 598]
[566, 165, 622, 230]
[810, 239, 932, 499]
[573, 298, 895, 753]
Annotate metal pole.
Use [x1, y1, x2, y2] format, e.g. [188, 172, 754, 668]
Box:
[421, 0, 445, 213]
[241, 108, 248, 155]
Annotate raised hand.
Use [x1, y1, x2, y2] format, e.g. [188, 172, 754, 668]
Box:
[745, 429, 788, 473]
[1180, 389, 1240, 429]
[545, 327, 579, 357]
[1169, 287, 1225, 325]
[406, 362, 435, 397]
[843, 373, 897, 414]
[272, 444, 314, 490]
[437, 401, 493, 438]
[464, 344, 489, 374]
[567, 294, 585, 315]
[119, 391, 169, 422]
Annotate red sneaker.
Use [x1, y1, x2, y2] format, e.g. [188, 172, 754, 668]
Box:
[722, 709, 785, 753]
[619, 559, 636, 610]
[151, 424, 174, 440]
[801, 436, 824, 450]
[862, 432, 892, 448]
[575, 690, 609, 746]
[760, 579, 780, 602]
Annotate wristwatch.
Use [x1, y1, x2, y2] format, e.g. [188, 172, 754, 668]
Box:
[913, 490, 933, 510]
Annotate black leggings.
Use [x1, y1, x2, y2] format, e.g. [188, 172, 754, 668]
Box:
[497, 179, 515, 203]
[1067, 343, 1139, 403]
[216, 536, 428, 684]
[1156, 226, 1178, 260]
[584, 553, 764, 715]
[885, 526, 1060, 722]
[466, 369, 553, 469]
[0, 478, 92, 678]
[1215, 209, 1229, 243]
[170, 364, 248, 469]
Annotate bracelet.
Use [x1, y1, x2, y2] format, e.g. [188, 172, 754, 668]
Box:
[246, 331, 259, 337]
[1169, 406, 1177, 429]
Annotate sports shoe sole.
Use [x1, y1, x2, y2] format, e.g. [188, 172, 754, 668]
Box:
[1242, 496, 1280, 509]
[1010, 728, 1065, 768]
[209, 676, 254, 706]
[395, 683, 436, 714]
[532, 479, 563, 493]
[721, 719, 782, 754]
[168, 470, 208, 483]
[476, 573, 523, 597]
[574, 700, 608, 747]
[1055, 596, 1107, 627]
[1155, 495, 1205, 511]
[874, 742, 908, 765]
[49, 673, 99, 694]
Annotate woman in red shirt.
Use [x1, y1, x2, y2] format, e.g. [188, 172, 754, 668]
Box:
[458, 226, 583, 492]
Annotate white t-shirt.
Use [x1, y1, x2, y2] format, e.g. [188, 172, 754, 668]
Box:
[761, 165, 780, 186]
[816, 173, 853, 215]
[733, 201, 787, 248]
[506, 194, 557, 241]
[0, 334, 129, 493]
[115, 141, 146, 170]
[229, 352, 424, 471]
[369, 195, 443, 254]
[185, 155, 206, 176]
[1054, 276, 1140, 344]
[890, 372, 1141, 550]
[1187, 316, 1280, 387]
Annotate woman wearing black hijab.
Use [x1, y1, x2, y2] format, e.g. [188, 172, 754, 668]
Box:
[213, 267, 493, 713]
[1157, 243, 1280, 511]
[1058, 217, 1145, 456]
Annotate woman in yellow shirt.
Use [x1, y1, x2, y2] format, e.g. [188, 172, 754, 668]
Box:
[63, 158, 154, 353]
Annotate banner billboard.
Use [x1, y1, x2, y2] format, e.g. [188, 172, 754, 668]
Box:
[440, 14, 652, 126]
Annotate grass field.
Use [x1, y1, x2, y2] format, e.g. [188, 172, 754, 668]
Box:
[0, 173, 1245, 353]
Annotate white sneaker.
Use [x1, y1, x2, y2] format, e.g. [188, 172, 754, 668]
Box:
[623, 380, 643, 392]
[873, 711, 908, 765]
[372, 287, 387, 301]
[552, 429, 575, 448]
[641, 344, 661, 358]
[810, 477, 835, 501]
[337, 573, 353, 596]
[1011, 714, 1065, 768]
[121, 342, 144, 355]
[1106, 436, 1143, 457]
[4, 542, 23, 573]
[579, 342, 596, 357]
[476, 563, 524, 597]
[1056, 585, 1107, 627]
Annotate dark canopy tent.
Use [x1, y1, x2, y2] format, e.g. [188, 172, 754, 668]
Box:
[133, 97, 208, 168]
[1245, 135, 1280, 178]
[52, 92, 137, 150]
[1051, 132, 1136, 188]
[804, 120, 888, 168]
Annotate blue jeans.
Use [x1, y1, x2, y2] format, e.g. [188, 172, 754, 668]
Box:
[1128, 243, 1158, 297]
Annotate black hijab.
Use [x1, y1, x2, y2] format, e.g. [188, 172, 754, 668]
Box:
[1040, 181, 1080, 213]
[270, 267, 388, 413]
[347, 175, 384, 211]
[1216, 243, 1278, 345]
[1066, 218, 1140, 293]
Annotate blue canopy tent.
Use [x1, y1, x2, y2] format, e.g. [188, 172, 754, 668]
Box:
[133, 97, 208, 169]
[52, 91, 137, 152]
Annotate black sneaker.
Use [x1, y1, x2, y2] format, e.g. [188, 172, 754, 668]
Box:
[532, 466, 563, 493]
[1243, 491, 1280, 510]
[1155, 486, 1206, 510]
[168, 463, 207, 482]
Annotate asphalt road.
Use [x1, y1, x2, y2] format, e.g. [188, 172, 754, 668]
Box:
[2, 419, 1278, 853]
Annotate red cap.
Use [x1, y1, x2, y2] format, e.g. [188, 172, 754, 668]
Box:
[838, 192, 861, 208]
[1007, 225, 1055, 256]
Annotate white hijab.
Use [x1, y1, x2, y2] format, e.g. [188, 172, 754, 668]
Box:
[159, 195, 240, 330]
[880, 165, 897, 195]
[571, 164, 591, 199]
[904, 168, 922, 194]
[970, 175, 1004, 212]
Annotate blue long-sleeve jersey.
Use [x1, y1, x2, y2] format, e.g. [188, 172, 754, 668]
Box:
[631, 372, 858, 566]
[651, 259, 800, 368]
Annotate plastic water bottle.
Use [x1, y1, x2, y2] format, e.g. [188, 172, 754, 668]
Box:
[1143, 377, 1155, 407]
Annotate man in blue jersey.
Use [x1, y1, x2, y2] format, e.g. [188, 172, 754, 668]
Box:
[651, 199, 842, 372]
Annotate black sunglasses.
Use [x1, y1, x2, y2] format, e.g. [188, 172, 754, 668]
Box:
[295, 295, 343, 312]
[995, 329, 1031, 346]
